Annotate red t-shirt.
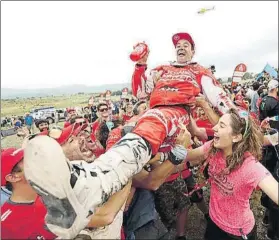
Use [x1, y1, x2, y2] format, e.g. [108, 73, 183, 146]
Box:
[196, 118, 214, 137]
[202, 141, 270, 236]
[122, 114, 132, 123]
[1, 197, 56, 239]
[106, 127, 123, 151]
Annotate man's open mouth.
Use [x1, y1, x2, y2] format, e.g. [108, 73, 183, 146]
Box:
[177, 50, 186, 56]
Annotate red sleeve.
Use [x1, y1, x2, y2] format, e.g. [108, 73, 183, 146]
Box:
[64, 121, 71, 128]
[91, 121, 100, 135]
[196, 119, 214, 137]
[246, 161, 271, 189]
[132, 64, 147, 98]
[106, 127, 122, 151]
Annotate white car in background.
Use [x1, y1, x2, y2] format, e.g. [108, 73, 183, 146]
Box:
[30, 106, 56, 124]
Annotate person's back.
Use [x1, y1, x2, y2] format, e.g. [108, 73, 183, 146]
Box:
[250, 82, 260, 113]
[25, 116, 32, 125]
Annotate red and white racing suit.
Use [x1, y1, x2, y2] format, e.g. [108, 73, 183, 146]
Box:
[62, 61, 237, 238]
[131, 62, 235, 154]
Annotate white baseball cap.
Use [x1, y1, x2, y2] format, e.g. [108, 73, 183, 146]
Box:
[268, 79, 278, 91]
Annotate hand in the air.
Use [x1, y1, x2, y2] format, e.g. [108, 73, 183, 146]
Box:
[137, 50, 150, 65]
[261, 118, 271, 131]
[195, 94, 209, 108]
[176, 121, 192, 148]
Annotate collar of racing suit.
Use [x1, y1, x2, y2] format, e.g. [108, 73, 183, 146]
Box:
[170, 61, 197, 67]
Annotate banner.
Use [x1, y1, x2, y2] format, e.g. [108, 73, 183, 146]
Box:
[121, 88, 129, 98]
[256, 63, 277, 81]
[232, 63, 247, 87]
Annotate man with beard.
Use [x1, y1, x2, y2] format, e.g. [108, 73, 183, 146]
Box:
[35, 119, 50, 132]
[23, 32, 238, 239]
[64, 108, 77, 128]
[91, 103, 110, 136]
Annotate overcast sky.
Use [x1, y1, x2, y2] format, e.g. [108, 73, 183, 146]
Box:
[2, 1, 278, 89]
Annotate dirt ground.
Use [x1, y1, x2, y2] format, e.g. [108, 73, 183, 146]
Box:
[2, 134, 268, 240]
[175, 189, 267, 240]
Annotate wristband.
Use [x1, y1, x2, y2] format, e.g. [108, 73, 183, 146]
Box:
[168, 144, 188, 165]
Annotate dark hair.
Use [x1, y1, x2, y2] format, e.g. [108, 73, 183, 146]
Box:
[5, 160, 23, 192]
[133, 100, 146, 115]
[208, 108, 262, 175]
[69, 115, 85, 124]
[97, 103, 108, 111]
[35, 119, 49, 128]
[252, 82, 260, 91]
[97, 120, 123, 149]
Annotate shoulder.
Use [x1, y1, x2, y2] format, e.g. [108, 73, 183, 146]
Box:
[241, 153, 270, 183]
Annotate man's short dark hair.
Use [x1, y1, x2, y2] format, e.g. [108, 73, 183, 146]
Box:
[5, 160, 23, 192]
[97, 103, 108, 111]
[252, 82, 260, 91]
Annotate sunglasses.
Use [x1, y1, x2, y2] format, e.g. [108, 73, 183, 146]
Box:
[99, 108, 108, 112]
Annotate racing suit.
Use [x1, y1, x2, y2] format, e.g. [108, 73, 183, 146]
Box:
[24, 61, 237, 239]
[131, 62, 235, 154]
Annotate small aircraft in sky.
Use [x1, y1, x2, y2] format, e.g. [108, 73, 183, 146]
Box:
[197, 6, 215, 15]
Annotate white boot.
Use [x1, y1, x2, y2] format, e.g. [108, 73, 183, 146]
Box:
[24, 134, 151, 239]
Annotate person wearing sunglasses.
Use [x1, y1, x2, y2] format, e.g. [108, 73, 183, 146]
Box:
[91, 103, 110, 136]
[183, 108, 278, 240]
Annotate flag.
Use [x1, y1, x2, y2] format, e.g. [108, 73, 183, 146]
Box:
[263, 63, 278, 78]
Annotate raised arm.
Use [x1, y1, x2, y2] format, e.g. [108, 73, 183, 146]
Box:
[200, 75, 236, 115]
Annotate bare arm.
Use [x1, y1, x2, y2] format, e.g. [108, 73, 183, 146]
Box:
[132, 160, 175, 190]
[185, 146, 207, 166]
[195, 95, 220, 125]
[258, 175, 278, 205]
[87, 180, 132, 228]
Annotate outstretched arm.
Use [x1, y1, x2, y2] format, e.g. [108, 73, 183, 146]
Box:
[201, 75, 236, 115]
[87, 180, 132, 228]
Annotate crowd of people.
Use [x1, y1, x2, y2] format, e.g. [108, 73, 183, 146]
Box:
[1, 32, 278, 240]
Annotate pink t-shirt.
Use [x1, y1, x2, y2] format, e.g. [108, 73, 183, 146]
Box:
[202, 141, 270, 236]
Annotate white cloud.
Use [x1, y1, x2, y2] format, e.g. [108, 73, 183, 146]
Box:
[2, 1, 278, 89]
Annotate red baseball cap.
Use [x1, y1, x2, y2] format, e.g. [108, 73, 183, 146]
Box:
[40, 122, 89, 145]
[1, 148, 24, 186]
[66, 108, 76, 113]
[172, 32, 195, 49]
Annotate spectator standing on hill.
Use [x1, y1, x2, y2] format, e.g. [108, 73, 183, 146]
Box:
[24, 112, 34, 134]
